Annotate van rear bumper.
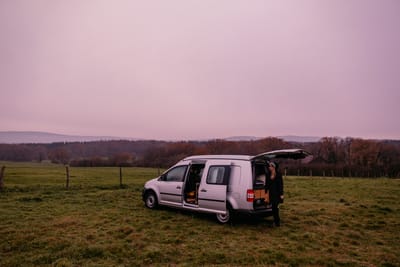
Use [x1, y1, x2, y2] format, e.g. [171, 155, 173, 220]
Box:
[236, 208, 273, 217]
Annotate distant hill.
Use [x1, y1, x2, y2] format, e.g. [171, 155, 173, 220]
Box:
[0, 131, 324, 144]
[224, 136, 262, 141]
[278, 135, 321, 143]
[224, 135, 321, 143]
[0, 131, 129, 144]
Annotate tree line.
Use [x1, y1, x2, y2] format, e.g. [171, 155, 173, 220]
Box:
[0, 137, 399, 177]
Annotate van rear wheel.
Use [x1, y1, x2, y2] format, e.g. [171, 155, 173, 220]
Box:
[216, 208, 231, 224]
[144, 191, 158, 209]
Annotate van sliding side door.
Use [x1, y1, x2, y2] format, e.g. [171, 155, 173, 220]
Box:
[198, 161, 231, 213]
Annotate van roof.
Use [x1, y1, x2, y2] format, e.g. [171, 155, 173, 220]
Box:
[182, 149, 312, 162]
[183, 155, 252, 161]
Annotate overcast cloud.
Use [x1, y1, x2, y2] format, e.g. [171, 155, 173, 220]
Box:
[1, 0, 399, 140]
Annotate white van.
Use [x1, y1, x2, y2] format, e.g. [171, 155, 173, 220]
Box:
[142, 149, 311, 223]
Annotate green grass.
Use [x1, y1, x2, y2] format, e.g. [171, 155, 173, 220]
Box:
[0, 162, 399, 266]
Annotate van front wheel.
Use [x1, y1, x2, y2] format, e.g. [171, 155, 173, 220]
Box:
[216, 208, 231, 224]
[144, 191, 158, 209]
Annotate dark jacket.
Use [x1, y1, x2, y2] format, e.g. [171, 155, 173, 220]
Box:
[266, 172, 284, 205]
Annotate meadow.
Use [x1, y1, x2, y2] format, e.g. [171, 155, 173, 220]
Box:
[0, 161, 399, 266]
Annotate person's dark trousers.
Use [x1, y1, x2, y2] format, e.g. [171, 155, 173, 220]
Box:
[272, 203, 280, 226]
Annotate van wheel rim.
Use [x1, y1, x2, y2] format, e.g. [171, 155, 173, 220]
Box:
[216, 211, 230, 223]
[146, 194, 155, 208]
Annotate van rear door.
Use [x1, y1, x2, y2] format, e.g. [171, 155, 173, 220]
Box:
[251, 149, 312, 162]
[198, 161, 231, 214]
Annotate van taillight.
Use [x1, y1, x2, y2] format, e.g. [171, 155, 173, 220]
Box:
[247, 189, 255, 202]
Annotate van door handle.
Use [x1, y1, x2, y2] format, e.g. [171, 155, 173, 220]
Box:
[176, 186, 181, 189]
[200, 189, 207, 192]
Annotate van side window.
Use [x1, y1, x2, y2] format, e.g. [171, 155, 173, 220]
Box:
[164, 166, 187, 182]
[206, 166, 230, 185]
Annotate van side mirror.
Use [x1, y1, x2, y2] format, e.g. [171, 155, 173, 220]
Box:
[159, 174, 166, 181]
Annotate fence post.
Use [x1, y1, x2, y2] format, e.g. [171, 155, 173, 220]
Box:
[0, 166, 5, 190]
[66, 165, 70, 189]
[309, 169, 312, 177]
[119, 167, 123, 187]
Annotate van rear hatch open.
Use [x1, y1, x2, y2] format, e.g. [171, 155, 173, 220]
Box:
[251, 149, 312, 211]
[251, 149, 312, 162]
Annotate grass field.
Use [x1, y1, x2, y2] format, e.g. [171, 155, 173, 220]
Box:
[0, 161, 399, 266]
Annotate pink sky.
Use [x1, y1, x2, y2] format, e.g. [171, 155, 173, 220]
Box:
[1, 0, 399, 140]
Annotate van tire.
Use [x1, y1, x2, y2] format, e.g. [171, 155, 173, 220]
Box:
[216, 205, 232, 224]
[144, 191, 158, 209]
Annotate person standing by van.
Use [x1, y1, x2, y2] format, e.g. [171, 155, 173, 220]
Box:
[266, 162, 284, 227]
